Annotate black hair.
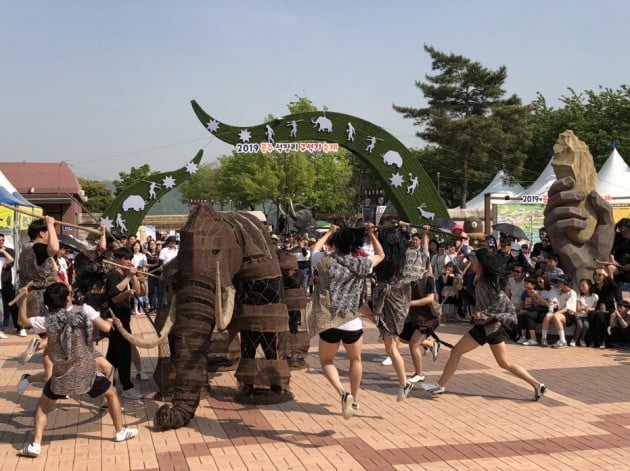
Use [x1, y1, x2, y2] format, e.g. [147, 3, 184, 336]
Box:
[578, 278, 593, 295]
[375, 227, 407, 283]
[473, 248, 506, 292]
[44, 282, 70, 310]
[27, 218, 48, 241]
[411, 232, 422, 240]
[112, 246, 133, 260]
[429, 238, 440, 249]
[548, 254, 559, 263]
[616, 218, 630, 231]
[330, 227, 366, 256]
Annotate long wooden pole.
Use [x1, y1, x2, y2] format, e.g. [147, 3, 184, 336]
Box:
[0, 202, 103, 236]
[101, 258, 163, 280]
[8, 281, 33, 307]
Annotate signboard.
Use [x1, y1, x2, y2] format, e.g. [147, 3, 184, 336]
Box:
[234, 142, 340, 154]
[495, 203, 545, 243]
[362, 205, 375, 224]
[0, 206, 43, 230]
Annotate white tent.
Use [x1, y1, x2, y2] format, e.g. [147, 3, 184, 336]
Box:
[465, 170, 525, 209]
[596, 148, 630, 202]
[520, 157, 556, 203]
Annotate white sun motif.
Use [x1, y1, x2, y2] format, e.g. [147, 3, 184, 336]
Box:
[389, 172, 404, 188]
[99, 216, 113, 232]
[206, 119, 220, 133]
[162, 175, 176, 189]
[239, 129, 252, 142]
[185, 161, 198, 174]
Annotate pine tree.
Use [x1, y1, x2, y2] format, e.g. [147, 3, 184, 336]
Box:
[394, 45, 531, 208]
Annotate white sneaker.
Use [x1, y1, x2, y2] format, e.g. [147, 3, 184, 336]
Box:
[540, 340, 549, 347]
[135, 371, 150, 381]
[516, 337, 528, 344]
[121, 387, 143, 399]
[18, 329, 27, 337]
[0, 331, 7, 339]
[396, 381, 414, 401]
[17, 374, 31, 395]
[579, 339, 587, 347]
[569, 340, 576, 347]
[408, 374, 426, 383]
[17, 442, 41, 457]
[340, 392, 353, 420]
[381, 357, 392, 366]
[114, 427, 139, 442]
[523, 339, 538, 346]
[551, 340, 568, 348]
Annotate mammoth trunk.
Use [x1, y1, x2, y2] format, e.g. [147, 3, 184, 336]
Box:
[154, 272, 235, 429]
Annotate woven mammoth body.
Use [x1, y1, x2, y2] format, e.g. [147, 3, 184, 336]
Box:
[116, 206, 291, 429]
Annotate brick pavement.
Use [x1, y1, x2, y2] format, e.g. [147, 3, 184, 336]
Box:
[1, 316, 629, 470]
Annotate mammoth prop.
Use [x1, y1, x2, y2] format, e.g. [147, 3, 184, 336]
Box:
[115, 206, 295, 429]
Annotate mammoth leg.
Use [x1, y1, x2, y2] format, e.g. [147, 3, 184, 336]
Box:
[154, 277, 217, 429]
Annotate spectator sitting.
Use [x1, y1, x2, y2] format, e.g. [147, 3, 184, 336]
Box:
[544, 255, 565, 283]
[516, 276, 549, 346]
[541, 277, 577, 348]
[608, 300, 630, 348]
[495, 239, 512, 270]
[574, 279, 598, 347]
[611, 218, 630, 293]
[506, 265, 527, 308]
[506, 243, 533, 274]
[531, 228, 553, 272]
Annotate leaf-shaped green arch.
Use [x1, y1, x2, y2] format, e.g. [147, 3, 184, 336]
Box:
[192, 100, 447, 224]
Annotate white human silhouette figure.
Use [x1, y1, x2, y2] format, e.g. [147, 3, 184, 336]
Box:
[149, 181, 161, 199]
[265, 124, 275, 143]
[286, 120, 298, 138]
[407, 174, 419, 194]
[115, 213, 127, 232]
[346, 122, 355, 141]
[365, 136, 381, 153]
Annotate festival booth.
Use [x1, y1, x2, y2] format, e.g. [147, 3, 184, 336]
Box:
[596, 147, 630, 221]
[0, 170, 42, 236]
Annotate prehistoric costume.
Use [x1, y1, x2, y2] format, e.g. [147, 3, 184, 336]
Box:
[19, 242, 56, 318]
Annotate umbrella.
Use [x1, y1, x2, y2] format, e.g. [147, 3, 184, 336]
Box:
[58, 234, 87, 253]
[492, 223, 529, 241]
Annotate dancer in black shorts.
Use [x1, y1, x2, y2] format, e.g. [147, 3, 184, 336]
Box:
[311, 224, 384, 419]
[423, 248, 546, 401]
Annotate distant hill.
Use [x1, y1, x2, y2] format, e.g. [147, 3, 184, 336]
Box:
[102, 180, 192, 215]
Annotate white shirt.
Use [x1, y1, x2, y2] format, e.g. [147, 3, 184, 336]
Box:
[557, 289, 578, 313]
[159, 247, 178, 265]
[132, 252, 147, 269]
[29, 304, 100, 334]
[577, 294, 599, 316]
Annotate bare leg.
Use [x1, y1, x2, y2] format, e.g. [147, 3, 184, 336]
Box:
[101, 386, 123, 431]
[541, 313, 553, 330]
[131, 344, 142, 372]
[437, 334, 479, 387]
[489, 342, 540, 388]
[32, 394, 57, 445]
[318, 339, 343, 396]
[42, 352, 53, 381]
[383, 333, 406, 386]
[342, 336, 363, 401]
[408, 330, 426, 376]
[528, 329, 537, 341]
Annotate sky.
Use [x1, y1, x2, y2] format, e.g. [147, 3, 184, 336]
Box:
[2, 0, 629, 182]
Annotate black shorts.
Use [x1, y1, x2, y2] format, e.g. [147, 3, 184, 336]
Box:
[43, 374, 111, 400]
[468, 323, 509, 346]
[319, 328, 363, 344]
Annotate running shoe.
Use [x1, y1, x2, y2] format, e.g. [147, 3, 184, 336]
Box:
[522, 339, 538, 346]
[19, 338, 41, 364]
[534, 383, 547, 401]
[408, 374, 426, 383]
[121, 387, 143, 399]
[17, 442, 41, 457]
[551, 341, 567, 348]
[114, 427, 139, 442]
[136, 371, 150, 381]
[432, 341, 440, 361]
[17, 374, 31, 395]
[18, 329, 27, 337]
[381, 357, 392, 366]
[516, 337, 528, 344]
[341, 392, 354, 420]
[421, 382, 445, 395]
[396, 381, 414, 401]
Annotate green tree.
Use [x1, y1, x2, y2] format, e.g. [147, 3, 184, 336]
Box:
[112, 164, 159, 196]
[527, 86, 630, 173]
[78, 177, 113, 213]
[179, 164, 222, 205]
[394, 45, 532, 208]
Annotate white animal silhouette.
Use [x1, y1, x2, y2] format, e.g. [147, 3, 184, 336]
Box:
[311, 116, 333, 132]
[115, 213, 127, 232]
[406, 174, 419, 194]
[416, 204, 435, 221]
[346, 122, 355, 141]
[265, 124, 275, 143]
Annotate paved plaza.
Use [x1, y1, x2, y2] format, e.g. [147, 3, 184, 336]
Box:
[1, 315, 630, 470]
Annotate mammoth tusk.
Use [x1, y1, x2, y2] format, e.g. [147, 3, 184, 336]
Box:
[215, 260, 235, 331]
[109, 296, 176, 349]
